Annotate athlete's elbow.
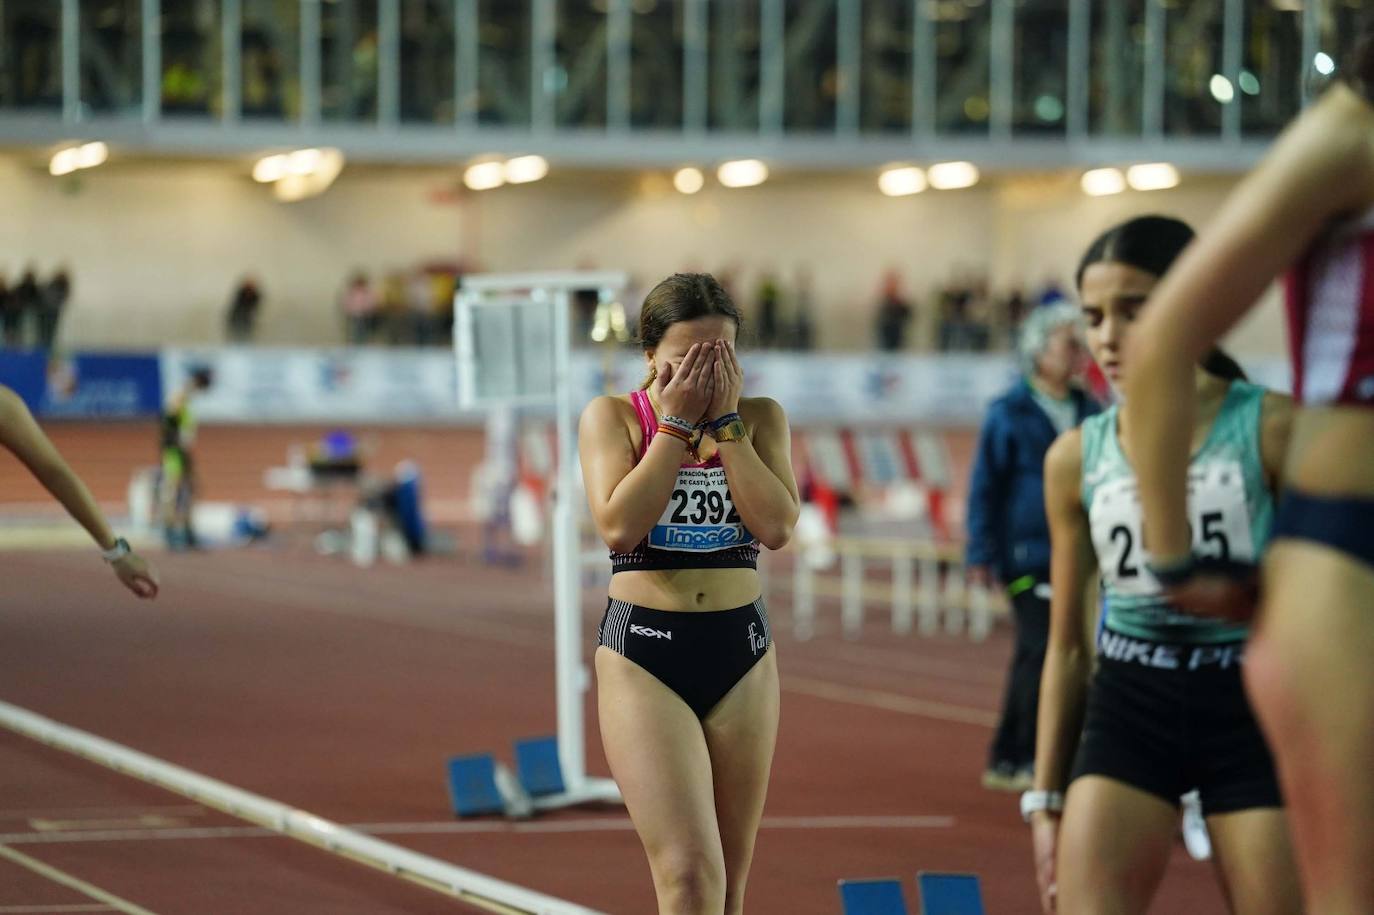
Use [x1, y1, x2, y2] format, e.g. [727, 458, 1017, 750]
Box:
[756, 516, 797, 550]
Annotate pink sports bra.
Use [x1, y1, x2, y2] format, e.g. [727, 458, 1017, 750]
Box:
[609, 390, 759, 574]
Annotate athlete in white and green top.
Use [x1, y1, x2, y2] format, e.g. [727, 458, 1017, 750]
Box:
[1028, 215, 1300, 915]
[1082, 380, 1271, 648]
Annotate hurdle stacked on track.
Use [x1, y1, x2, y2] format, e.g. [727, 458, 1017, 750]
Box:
[447, 735, 568, 819]
[838, 872, 986, 915]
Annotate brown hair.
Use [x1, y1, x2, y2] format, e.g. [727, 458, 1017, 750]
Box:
[1343, 14, 1374, 104]
[637, 273, 743, 389]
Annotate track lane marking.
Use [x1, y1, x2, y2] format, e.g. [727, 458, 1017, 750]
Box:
[0, 845, 158, 915]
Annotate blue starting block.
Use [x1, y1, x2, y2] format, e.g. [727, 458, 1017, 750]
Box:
[446, 754, 506, 817]
[514, 735, 566, 797]
[916, 873, 985, 915]
[839, 878, 908, 915]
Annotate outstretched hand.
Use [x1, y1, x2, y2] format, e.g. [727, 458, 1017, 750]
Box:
[112, 552, 160, 599]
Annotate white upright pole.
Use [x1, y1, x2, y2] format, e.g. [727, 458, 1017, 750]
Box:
[550, 287, 585, 792]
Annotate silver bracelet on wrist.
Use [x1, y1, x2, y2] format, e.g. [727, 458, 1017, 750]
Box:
[1020, 789, 1065, 822]
[101, 537, 132, 563]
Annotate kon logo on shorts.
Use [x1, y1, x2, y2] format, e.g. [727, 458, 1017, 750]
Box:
[629, 624, 672, 641]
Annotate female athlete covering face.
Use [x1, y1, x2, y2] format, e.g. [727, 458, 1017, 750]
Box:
[578, 273, 799, 915]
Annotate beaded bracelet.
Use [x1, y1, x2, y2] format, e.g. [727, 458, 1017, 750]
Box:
[660, 414, 696, 437]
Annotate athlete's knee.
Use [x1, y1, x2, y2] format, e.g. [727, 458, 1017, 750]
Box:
[651, 849, 725, 914]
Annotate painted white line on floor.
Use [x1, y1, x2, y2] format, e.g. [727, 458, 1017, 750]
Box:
[0, 845, 157, 915]
[0, 901, 116, 906]
[782, 675, 998, 727]
[0, 807, 204, 822]
[0, 814, 955, 846]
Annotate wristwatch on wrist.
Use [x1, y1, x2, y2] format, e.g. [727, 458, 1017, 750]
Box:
[708, 416, 748, 443]
[101, 537, 132, 563]
[1020, 789, 1065, 822]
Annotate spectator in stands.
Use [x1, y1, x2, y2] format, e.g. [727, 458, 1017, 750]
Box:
[341, 271, 378, 344]
[0, 274, 16, 348]
[966, 303, 1098, 791]
[406, 269, 435, 345]
[225, 276, 262, 343]
[875, 269, 913, 352]
[38, 267, 70, 351]
[12, 269, 42, 348]
[380, 270, 408, 344]
[792, 265, 815, 350]
[755, 272, 781, 348]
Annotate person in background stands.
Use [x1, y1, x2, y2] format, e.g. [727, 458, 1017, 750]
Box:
[966, 303, 1098, 791]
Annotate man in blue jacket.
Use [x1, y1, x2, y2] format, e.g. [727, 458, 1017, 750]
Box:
[967, 303, 1099, 790]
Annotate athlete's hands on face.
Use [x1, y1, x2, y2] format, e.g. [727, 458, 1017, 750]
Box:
[1030, 811, 1060, 913]
[706, 339, 743, 423]
[111, 551, 160, 599]
[655, 342, 715, 424]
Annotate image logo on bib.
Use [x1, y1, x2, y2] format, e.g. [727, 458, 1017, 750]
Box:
[649, 465, 755, 553]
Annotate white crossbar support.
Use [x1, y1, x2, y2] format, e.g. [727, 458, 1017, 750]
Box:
[841, 552, 864, 640]
[0, 700, 602, 915]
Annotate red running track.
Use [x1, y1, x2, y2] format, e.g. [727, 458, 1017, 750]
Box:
[0, 547, 1230, 914]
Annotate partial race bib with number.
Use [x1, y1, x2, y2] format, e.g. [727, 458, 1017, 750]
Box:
[1089, 459, 1255, 597]
[648, 466, 754, 552]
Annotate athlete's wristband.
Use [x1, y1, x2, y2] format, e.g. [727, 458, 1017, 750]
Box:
[659, 414, 696, 437]
[656, 425, 692, 446]
[101, 537, 132, 563]
[1020, 789, 1064, 822]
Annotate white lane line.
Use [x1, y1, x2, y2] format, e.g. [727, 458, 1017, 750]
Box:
[0, 845, 157, 915]
[0, 814, 954, 845]
[0, 807, 204, 822]
[782, 675, 998, 727]
[0, 901, 116, 906]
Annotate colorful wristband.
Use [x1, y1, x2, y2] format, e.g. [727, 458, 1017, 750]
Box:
[656, 425, 692, 446]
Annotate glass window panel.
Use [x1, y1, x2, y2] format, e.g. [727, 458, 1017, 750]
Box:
[477, 0, 531, 126]
[783, 0, 837, 133]
[629, 0, 682, 129]
[242, 0, 300, 120]
[1163, 0, 1223, 137]
[1088, 0, 1144, 136]
[161, 0, 220, 116]
[321, 0, 378, 122]
[934, 0, 991, 135]
[79, 0, 140, 115]
[1, 0, 63, 111]
[400, 0, 456, 123]
[555, 1, 607, 128]
[708, 0, 759, 131]
[1013, 0, 1067, 136]
[860, 0, 912, 134]
[1240, 2, 1300, 137]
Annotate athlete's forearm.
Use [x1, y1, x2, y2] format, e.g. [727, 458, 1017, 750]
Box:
[600, 435, 689, 551]
[1122, 341, 1194, 561]
[21, 441, 117, 551]
[1032, 643, 1090, 793]
[716, 440, 798, 550]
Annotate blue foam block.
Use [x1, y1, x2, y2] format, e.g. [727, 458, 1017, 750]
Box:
[446, 754, 505, 817]
[916, 872, 985, 915]
[839, 878, 909, 915]
[513, 736, 566, 797]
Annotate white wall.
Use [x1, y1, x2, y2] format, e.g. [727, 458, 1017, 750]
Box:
[0, 154, 1285, 356]
[0, 156, 463, 348]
